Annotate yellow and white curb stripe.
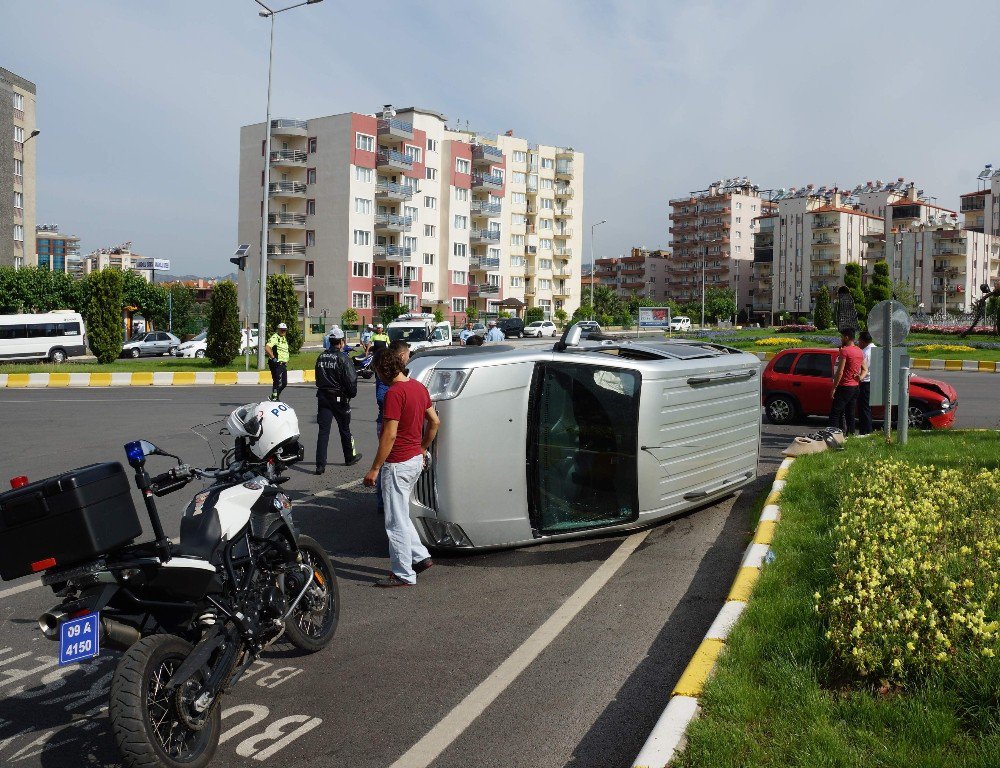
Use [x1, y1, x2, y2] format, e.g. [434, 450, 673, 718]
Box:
[0, 370, 317, 388]
[755, 351, 997, 372]
[632, 457, 794, 768]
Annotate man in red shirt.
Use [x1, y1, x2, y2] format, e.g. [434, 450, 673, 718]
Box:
[363, 341, 441, 587]
[828, 327, 867, 435]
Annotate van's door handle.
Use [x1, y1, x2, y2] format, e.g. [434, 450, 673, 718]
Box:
[687, 370, 757, 386]
[683, 472, 753, 501]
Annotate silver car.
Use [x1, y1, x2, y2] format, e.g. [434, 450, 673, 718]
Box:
[406, 330, 761, 550]
[121, 331, 181, 358]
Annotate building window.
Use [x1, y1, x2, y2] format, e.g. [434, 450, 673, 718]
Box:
[539, 259, 552, 269]
[456, 158, 471, 174]
[512, 150, 527, 163]
[541, 158, 554, 169]
[426, 168, 438, 181]
[13, 191, 23, 210]
[510, 255, 525, 267]
[510, 276, 524, 287]
[423, 252, 434, 265]
[539, 279, 552, 290]
[308, 137, 317, 153]
[352, 292, 371, 309]
[511, 235, 525, 247]
[14, 158, 23, 179]
[427, 138, 438, 152]
[512, 172, 526, 185]
[307, 199, 316, 215]
[405, 205, 419, 221]
[539, 238, 552, 250]
[735, 216, 741, 223]
[306, 230, 315, 247]
[353, 230, 371, 246]
[541, 178, 553, 189]
[453, 297, 466, 312]
[735, 202, 742, 209]
[14, 224, 24, 242]
[14, 126, 24, 142]
[12, 93, 24, 110]
[424, 224, 436, 237]
[453, 243, 467, 258]
[355, 167, 373, 183]
[306, 168, 317, 184]
[455, 187, 469, 202]
[355, 197, 372, 214]
[454, 215, 468, 230]
[453, 270, 467, 284]
[422, 282, 434, 293]
[424, 196, 436, 209]
[540, 198, 553, 209]
[489, 247, 501, 259]
[352, 261, 370, 277]
[404, 236, 418, 252]
[539, 218, 552, 230]
[512, 192, 526, 205]
[356, 133, 374, 152]
[405, 145, 422, 163]
[512, 214, 526, 227]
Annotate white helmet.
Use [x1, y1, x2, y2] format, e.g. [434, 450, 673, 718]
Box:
[226, 402, 300, 461]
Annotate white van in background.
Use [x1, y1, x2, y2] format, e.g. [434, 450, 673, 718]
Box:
[0, 311, 88, 363]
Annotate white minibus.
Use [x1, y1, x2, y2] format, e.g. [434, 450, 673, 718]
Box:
[0, 312, 88, 363]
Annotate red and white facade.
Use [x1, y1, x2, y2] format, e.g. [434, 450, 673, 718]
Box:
[237, 107, 584, 324]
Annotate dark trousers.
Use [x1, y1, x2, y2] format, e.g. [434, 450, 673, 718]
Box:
[829, 385, 859, 435]
[269, 359, 287, 398]
[316, 391, 356, 468]
[857, 381, 872, 435]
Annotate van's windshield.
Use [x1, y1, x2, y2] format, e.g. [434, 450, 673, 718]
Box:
[389, 327, 429, 343]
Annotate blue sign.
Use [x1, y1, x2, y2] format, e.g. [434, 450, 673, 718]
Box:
[59, 613, 100, 665]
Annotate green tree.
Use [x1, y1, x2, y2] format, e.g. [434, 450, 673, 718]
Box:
[266, 274, 303, 353]
[844, 263, 866, 322]
[865, 260, 892, 310]
[465, 305, 479, 321]
[571, 303, 593, 323]
[340, 307, 359, 330]
[499, 310, 512, 319]
[206, 280, 241, 366]
[891, 280, 918, 313]
[704, 287, 737, 323]
[166, 284, 197, 336]
[122, 270, 169, 330]
[83, 269, 124, 363]
[553, 308, 568, 327]
[813, 287, 832, 330]
[591, 285, 623, 320]
[0, 266, 83, 313]
[378, 303, 407, 326]
[432, 307, 445, 324]
[615, 307, 634, 330]
[525, 307, 544, 324]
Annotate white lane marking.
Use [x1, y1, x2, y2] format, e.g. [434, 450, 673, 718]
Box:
[0, 580, 43, 600]
[0, 398, 173, 403]
[389, 529, 652, 768]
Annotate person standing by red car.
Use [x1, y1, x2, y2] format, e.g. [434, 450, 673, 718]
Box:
[829, 327, 867, 434]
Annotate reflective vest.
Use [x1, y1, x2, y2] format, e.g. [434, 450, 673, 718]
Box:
[267, 333, 289, 363]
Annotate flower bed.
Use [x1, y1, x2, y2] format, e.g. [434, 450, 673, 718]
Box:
[910, 323, 998, 336]
[775, 324, 817, 333]
[909, 343, 977, 354]
[755, 337, 802, 347]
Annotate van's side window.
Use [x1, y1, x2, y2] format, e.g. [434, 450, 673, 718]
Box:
[0, 324, 27, 339]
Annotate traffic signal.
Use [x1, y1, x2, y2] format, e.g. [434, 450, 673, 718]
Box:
[231, 244, 251, 271]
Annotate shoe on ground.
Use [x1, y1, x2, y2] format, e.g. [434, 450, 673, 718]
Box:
[374, 574, 415, 588]
[413, 558, 434, 574]
[315, 465, 325, 475]
[345, 453, 363, 466]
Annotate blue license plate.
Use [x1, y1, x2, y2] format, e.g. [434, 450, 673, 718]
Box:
[59, 613, 100, 665]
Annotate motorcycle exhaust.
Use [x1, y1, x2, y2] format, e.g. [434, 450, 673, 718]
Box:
[37, 611, 141, 650]
[38, 610, 67, 641]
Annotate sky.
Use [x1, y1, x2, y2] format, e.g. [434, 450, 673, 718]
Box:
[7, 0, 1000, 276]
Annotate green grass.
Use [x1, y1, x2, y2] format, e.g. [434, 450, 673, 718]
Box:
[0, 351, 321, 374]
[677, 432, 1000, 768]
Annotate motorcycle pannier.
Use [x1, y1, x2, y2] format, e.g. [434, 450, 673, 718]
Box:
[0, 462, 141, 581]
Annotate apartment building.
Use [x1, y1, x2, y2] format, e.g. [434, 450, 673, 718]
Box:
[896, 222, 997, 313]
[82, 243, 155, 281]
[593, 247, 671, 301]
[1, 67, 37, 268]
[667, 179, 771, 309]
[960, 167, 1000, 237]
[750, 214, 775, 317]
[35, 224, 81, 272]
[236, 106, 584, 324]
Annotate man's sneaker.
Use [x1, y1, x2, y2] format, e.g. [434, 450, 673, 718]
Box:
[315, 465, 325, 475]
[374, 574, 415, 588]
[413, 558, 434, 574]
[345, 453, 364, 467]
[269, 393, 278, 402]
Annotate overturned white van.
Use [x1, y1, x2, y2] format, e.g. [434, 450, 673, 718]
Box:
[406, 330, 761, 550]
[387, 312, 452, 352]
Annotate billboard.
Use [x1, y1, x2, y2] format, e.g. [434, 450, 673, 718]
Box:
[638, 307, 672, 328]
[133, 258, 171, 271]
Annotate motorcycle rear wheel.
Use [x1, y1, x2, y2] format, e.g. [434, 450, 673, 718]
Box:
[110, 635, 221, 768]
[283, 534, 340, 652]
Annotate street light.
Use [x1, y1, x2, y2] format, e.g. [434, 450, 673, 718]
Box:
[589, 219, 607, 320]
[253, 0, 324, 370]
[18, 130, 40, 271]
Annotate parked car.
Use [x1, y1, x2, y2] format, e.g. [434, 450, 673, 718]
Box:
[451, 321, 487, 342]
[669, 316, 692, 332]
[573, 321, 603, 339]
[121, 331, 181, 358]
[523, 320, 558, 338]
[761, 347, 957, 429]
[406, 333, 761, 550]
[497, 317, 525, 338]
[174, 329, 258, 358]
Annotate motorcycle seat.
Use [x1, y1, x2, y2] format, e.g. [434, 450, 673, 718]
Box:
[178, 508, 222, 561]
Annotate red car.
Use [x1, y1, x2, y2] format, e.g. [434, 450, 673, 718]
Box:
[762, 348, 958, 429]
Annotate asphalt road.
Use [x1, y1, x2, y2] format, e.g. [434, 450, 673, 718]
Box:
[0, 368, 992, 767]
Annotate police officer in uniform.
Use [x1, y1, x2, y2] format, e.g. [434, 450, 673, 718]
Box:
[265, 322, 290, 401]
[371, 323, 390, 352]
[315, 327, 362, 474]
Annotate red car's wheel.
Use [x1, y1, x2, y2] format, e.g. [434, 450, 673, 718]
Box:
[907, 403, 931, 430]
[765, 395, 797, 425]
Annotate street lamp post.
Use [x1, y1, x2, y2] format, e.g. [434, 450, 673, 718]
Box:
[18, 130, 40, 270]
[253, 0, 323, 370]
[700, 246, 707, 329]
[589, 219, 606, 320]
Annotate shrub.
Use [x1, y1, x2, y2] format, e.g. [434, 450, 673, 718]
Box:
[866, 260, 893, 309]
[554, 308, 568, 327]
[755, 337, 802, 347]
[340, 308, 359, 330]
[432, 307, 445, 324]
[813, 288, 832, 330]
[266, 274, 303, 354]
[910, 344, 976, 354]
[378, 303, 407, 326]
[525, 307, 544, 324]
[819, 459, 1000, 685]
[775, 324, 817, 333]
[796, 315, 809, 325]
[206, 280, 241, 366]
[83, 269, 124, 363]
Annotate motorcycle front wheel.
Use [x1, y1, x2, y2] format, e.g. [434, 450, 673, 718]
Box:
[283, 534, 340, 652]
[110, 635, 221, 768]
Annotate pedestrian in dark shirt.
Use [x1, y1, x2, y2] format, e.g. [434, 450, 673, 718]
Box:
[314, 328, 362, 474]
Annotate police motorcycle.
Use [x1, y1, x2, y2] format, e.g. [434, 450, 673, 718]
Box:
[351, 343, 376, 379]
[0, 402, 338, 768]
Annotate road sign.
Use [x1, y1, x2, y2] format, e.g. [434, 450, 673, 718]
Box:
[59, 612, 100, 665]
[133, 258, 171, 271]
[638, 307, 672, 328]
[867, 300, 910, 347]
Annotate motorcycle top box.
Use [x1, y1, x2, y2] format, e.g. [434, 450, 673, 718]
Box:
[0, 461, 141, 580]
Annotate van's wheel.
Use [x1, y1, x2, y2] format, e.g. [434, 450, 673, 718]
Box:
[110, 635, 220, 768]
[49, 348, 67, 364]
[765, 395, 797, 425]
[130, 348, 141, 359]
[195, 349, 205, 359]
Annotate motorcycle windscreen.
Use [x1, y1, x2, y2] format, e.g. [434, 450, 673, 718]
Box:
[527, 362, 640, 534]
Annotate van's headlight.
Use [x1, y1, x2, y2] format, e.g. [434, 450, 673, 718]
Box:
[426, 369, 471, 401]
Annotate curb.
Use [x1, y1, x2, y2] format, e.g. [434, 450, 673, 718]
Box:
[632, 458, 794, 768]
[754, 351, 997, 372]
[0, 370, 317, 388]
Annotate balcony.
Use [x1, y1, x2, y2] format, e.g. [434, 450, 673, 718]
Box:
[268, 213, 307, 229]
[554, 247, 572, 258]
[812, 219, 839, 231]
[373, 245, 412, 263]
[375, 180, 414, 202]
[811, 251, 839, 263]
[377, 149, 413, 172]
[470, 228, 501, 244]
[472, 144, 504, 166]
[961, 196, 986, 213]
[553, 284, 572, 297]
[270, 119, 308, 136]
[553, 228, 573, 238]
[621, 281, 645, 290]
[554, 206, 573, 217]
[812, 237, 839, 246]
[472, 172, 503, 191]
[269, 181, 307, 198]
[523, 284, 536, 297]
[377, 118, 414, 144]
[270, 149, 308, 167]
[470, 199, 502, 217]
[554, 186, 574, 198]
[267, 243, 306, 257]
[470, 255, 501, 271]
[373, 276, 410, 293]
[553, 266, 573, 278]
[555, 162, 573, 178]
[469, 283, 500, 297]
[374, 213, 413, 233]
